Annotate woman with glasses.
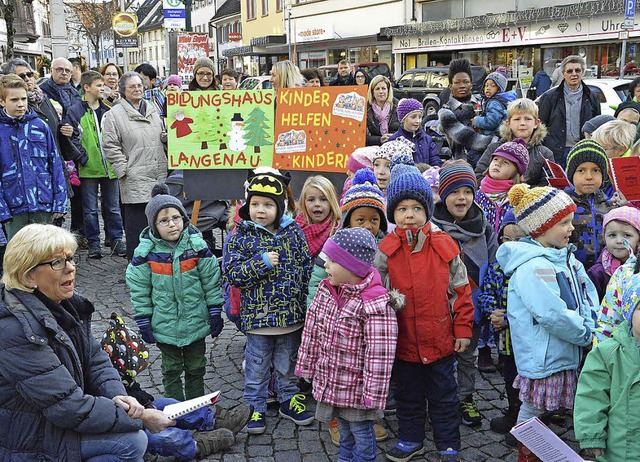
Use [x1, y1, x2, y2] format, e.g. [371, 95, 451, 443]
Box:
[0, 223, 177, 460]
[102, 72, 167, 260]
[188, 57, 220, 91]
[100, 62, 123, 107]
[354, 68, 371, 86]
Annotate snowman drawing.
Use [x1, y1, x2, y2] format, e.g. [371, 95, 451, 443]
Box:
[227, 113, 247, 152]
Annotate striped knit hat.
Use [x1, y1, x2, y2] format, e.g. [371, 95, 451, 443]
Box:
[341, 168, 387, 232]
[508, 184, 577, 238]
[438, 160, 477, 203]
[566, 139, 609, 185]
[603, 206, 640, 234]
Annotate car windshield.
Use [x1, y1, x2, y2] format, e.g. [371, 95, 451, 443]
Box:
[359, 64, 387, 78]
[614, 83, 629, 101]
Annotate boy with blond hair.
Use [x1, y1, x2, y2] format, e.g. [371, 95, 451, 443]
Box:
[475, 98, 554, 186]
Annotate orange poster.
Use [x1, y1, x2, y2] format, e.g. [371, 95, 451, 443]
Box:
[273, 86, 367, 173]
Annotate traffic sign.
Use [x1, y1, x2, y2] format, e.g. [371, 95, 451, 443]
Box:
[626, 0, 636, 19]
[620, 30, 630, 40]
[623, 18, 635, 30]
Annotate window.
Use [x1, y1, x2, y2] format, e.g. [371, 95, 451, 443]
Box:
[246, 0, 256, 20]
[262, 0, 268, 16]
[276, 0, 283, 12]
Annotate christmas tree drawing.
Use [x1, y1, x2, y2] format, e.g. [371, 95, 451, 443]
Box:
[194, 110, 219, 150]
[244, 106, 272, 154]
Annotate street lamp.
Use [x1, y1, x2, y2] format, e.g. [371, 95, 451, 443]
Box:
[285, 0, 292, 62]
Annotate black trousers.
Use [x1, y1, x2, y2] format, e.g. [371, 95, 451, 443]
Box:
[122, 203, 148, 260]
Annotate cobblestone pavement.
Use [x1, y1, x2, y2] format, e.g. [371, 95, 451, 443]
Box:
[79, 249, 581, 462]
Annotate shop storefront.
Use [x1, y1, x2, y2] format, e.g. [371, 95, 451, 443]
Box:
[382, 2, 631, 79]
[221, 35, 288, 76]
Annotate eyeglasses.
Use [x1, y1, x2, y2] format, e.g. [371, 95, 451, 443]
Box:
[35, 255, 79, 271]
[17, 72, 34, 79]
[156, 216, 184, 227]
[196, 72, 214, 78]
[563, 68, 583, 74]
[54, 67, 72, 74]
[355, 75, 366, 80]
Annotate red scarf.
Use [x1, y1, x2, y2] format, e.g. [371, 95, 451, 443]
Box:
[295, 213, 335, 259]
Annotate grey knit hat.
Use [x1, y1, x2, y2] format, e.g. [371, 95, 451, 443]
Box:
[193, 57, 215, 76]
[145, 184, 189, 237]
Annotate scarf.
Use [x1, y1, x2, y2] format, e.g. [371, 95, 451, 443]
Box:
[28, 85, 44, 106]
[563, 83, 583, 147]
[372, 102, 391, 135]
[295, 213, 335, 259]
[43, 80, 80, 109]
[601, 248, 623, 277]
[480, 176, 514, 194]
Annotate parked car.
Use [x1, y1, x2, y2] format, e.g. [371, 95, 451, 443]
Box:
[394, 65, 489, 115]
[238, 76, 272, 90]
[316, 62, 393, 85]
[536, 78, 630, 116]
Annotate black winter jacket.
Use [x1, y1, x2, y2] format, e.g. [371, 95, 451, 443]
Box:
[0, 287, 142, 461]
[366, 99, 400, 146]
[537, 81, 600, 163]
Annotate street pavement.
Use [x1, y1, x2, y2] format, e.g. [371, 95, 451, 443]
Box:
[79, 249, 581, 462]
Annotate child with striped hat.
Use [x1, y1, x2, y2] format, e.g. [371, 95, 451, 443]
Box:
[496, 184, 598, 461]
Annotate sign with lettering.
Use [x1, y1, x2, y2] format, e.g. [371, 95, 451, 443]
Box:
[176, 33, 209, 82]
[273, 87, 367, 173]
[163, 0, 185, 29]
[296, 25, 336, 43]
[167, 90, 276, 169]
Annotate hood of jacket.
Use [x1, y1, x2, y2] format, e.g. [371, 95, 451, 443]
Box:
[431, 201, 485, 240]
[497, 236, 577, 276]
[498, 121, 548, 145]
[494, 90, 518, 104]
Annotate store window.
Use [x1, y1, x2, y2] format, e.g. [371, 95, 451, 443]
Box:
[298, 51, 326, 70]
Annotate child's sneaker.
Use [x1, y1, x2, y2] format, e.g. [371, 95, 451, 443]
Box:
[385, 440, 426, 462]
[439, 448, 460, 461]
[247, 411, 266, 435]
[374, 423, 388, 442]
[460, 395, 482, 426]
[279, 394, 314, 425]
[328, 418, 340, 446]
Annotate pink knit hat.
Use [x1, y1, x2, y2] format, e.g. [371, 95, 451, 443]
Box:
[603, 206, 640, 233]
[492, 138, 530, 176]
[347, 147, 376, 173]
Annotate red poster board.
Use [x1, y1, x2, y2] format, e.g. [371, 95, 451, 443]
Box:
[609, 156, 640, 201]
[273, 86, 367, 173]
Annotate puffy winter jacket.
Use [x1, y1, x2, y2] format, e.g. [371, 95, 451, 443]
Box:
[0, 287, 142, 461]
[374, 222, 474, 364]
[389, 127, 442, 166]
[366, 100, 400, 146]
[64, 100, 116, 179]
[0, 109, 67, 222]
[126, 225, 224, 347]
[102, 99, 167, 204]
[496, 238, 598, 379]
[474, 91, 517, 137]
[222, 215, 312, 332]
[538, 81, 600, 162]
[574, 321, 640, 461]
[475, 123, 555, 187]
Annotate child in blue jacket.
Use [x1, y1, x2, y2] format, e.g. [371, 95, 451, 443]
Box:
[389, 98, 442, 166]
[473, 69, 517, 138]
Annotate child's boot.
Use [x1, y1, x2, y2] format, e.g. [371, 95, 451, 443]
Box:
[374, 422, 388, 441]
[328, 418, 340, 446]
[385, 440, 426, 462]
[478, 345, 497, 373]
[194, 428, 235, 458]
[214, 403, 254, 433]
[490, 387, 521, 434]
[517, 442, 541, 462]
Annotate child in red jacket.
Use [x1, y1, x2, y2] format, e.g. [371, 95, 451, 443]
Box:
[374, 164, 474, 462]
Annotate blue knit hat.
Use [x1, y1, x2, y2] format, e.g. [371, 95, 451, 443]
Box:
[386, 164, 434, 224]
[389, 151, 416, 172]
[438, 160, 477, 203]
[485, 70, 508, 93]
[498, 209, 518, 239]
[341, 168, 387, 232]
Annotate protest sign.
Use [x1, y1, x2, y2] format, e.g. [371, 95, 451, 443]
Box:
[273, 86, 367, 173]
[177, 33, 209, 82]
[167, 90, 276, 169]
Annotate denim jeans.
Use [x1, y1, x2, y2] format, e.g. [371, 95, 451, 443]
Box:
[244, 330, 301, 412]
[81, 177, 124, 246]
[79, 429, 147, 462]
[516, 400, 544, 425]
[394, 355, 461, 451]
[336, 417, 377, 462]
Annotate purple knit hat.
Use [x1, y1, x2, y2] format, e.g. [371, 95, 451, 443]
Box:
[322, 228, 377, 278]
[397, 98, 423, 123]
[347, 147, 376, 173]
[603, 206, 640, 233]
[164, 74, 182, 88]
[492, 138, 530, 176]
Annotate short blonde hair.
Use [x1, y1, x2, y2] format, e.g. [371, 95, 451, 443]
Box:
[3, 224, 77, 292]
[592, 120, 636, 151]
[0, 74, 27, 100]
[368, 75, 393, 105]
[272, 60, 305, 89]
[297, 175, 341, 230]
[507, 98, 539, 120]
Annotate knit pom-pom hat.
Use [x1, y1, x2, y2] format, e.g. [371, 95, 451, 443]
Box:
[492, 138, 530, 176]
[484, 70, 508, 93]
[386, 164, 434, 224]
[375, 138, 414, 162]
[397, 98, 423, 123]
[322, 227, 378, 278]
[566, 139, 609, 185]
[145, 183, 189, 237]
[438, 160, 477, 203]
[389, 152, 416, 172]
[341, 168, 387, 232]
[508, 184, 577, 238]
